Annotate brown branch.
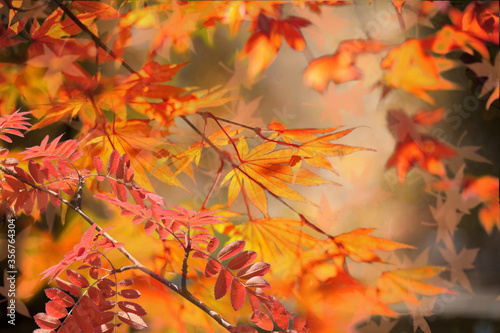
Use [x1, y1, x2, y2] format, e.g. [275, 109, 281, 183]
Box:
[1, 166, 235, 332]
[181, 244, 191, 293]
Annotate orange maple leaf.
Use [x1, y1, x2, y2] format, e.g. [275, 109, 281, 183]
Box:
[27, 45, 86, 97]
[267, 121, 371, 175]
[226, 217, 318, 261]
[381, 39, 458, 104]
[304, 40, 386, 92]
[462, 176, 499, 234]
[241, 12, 310, 82]
[386, 137, 456, 183]
[376, 266, 455, 305]
[221, 139, 331, 215]
[80, 119, 184, 192]
[449, 1, 499, 45]
[334, 228, 415, 263]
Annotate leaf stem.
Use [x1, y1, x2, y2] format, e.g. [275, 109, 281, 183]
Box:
[201, 157, 224, 210]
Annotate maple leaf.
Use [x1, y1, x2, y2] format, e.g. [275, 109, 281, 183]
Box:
[241, 31, 279, 83]
[421, 25, 490, 61]
[462, 176, 499, 234]
[267, 121, 371, 175]
[221, 139, 333, 214]
[386, 136, 456, 183]
[304, 39, 386, 92]
[429, 196, 465, 244]
[267, 121, 340, 143]
[315, 192, 339, 233]
[449, 1, 499, 44]
[173, 126, 243, 177]
[226, 218, 318, 261]
[27, 8, 94, 58]
[381, 39, 458, 104]
[27, 45, 86, 97]
[467, 52, 500, 110]
[81, 119, 184, 192]
[240, 11, 311, 82]
[29, 72, 113, 130]
[149, 2, 199, 56]
[334, 228, 415, 263]
[293, 5, 351, 54]
[68, 1, 121, 21]
[225, 97, 264, 130]
[392, 1, 405, 15]
[438, 243, 479, 293]
[386, 109, 423, 143]
[376, 266, 455, 305]
[406, 296, 438, 333]
[0, 24, 24, 48]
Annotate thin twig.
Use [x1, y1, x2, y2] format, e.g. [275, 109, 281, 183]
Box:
[76, 177, 85, 209]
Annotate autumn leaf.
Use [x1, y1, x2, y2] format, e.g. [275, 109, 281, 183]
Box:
[241, 12, 310, 82]
[221, 140, 331, 214]
[438, 243, 479, 293]
[304, 39, 386, 92]
[467, 52, 500, 110]
[334, 228, 415, 263]
[27, 44, 86, 97]
[462, 176, 499, 234]
[227, 218, 318, 261]
[80, 119, 184, 191]
[449, 1, 499, 44]
[376, 266, 455, 304]
[386, 137, 456, 183]
[421, 25, 490, 61]
[381, 39, 458, 104]
[173, 126, 243, 176]
[0, 109, 32, 144]
[267, 121, 371, 175]
[392, 1, 405, 15]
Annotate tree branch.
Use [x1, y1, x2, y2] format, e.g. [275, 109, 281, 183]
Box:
[181, 244, 191, 293]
